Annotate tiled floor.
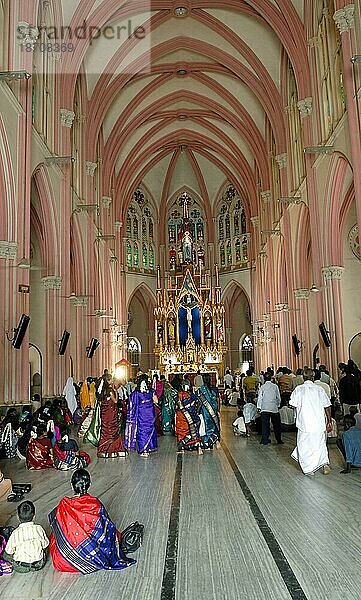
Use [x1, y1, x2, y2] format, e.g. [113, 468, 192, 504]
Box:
[1, 409, 360, 600]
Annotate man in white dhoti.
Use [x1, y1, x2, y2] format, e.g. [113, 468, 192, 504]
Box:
[289, 368, 333, 475]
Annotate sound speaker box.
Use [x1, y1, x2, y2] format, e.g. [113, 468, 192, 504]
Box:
[319, 322, 331, 347]
[87, 337, 100, 358]
[292, 334, 300, 356]
[12, 314, 30, 349]
[59, 330, 70, 355]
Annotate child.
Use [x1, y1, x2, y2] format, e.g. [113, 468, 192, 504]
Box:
[233, 410, 247, 436]
[4, 500, 49, 572]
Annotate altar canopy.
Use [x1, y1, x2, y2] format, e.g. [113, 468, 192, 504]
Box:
[154, 195, 227, 376]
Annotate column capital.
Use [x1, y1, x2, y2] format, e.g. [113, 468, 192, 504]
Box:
[297, 97, 313, 118]
[322, 265, 345, 280]
[307, 36, 319, 48]
[275, 153, 287, 169]
[102, 196, 112, 209]
[0, 241, 17, 260]
[17, 22, 39, 50]
[85, 161, 97, 177]
[72, 295, 89, 306]
[333, 5, 354, 34]
[42, 276, 63, 290]
[251, 216, 259, 227]
[261, 190, 271, 203]
[294, 288, 310, 300]
[59, 109, 75, 128]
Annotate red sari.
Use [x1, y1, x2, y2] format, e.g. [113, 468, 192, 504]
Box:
[98, 395, 125, 457]
[26, 437, 54, 470]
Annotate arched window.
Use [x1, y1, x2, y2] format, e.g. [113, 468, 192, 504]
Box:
[166, 193, 206, 269]
[216, 184, 249, 269]
[124, 189, 157, 272]
[240, 334, 253, 371]
[127, 337, 141, 372]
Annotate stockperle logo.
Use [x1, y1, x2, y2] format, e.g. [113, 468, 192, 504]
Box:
[17, 1, 151, 75]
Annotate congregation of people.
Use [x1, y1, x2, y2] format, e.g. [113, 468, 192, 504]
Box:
[0, 367, 221, 576]
[1, 358, 361, 576]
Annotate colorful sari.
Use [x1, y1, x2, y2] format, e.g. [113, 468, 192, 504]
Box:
[48, 494, 135, 574]
[80, 381, 90, 410]
[125, 390, 158, 454]
[26, 437, 54, 470]
[162, 384, 177, 433]
[53, 441, 90, 471]
[198, 384, 220, 448]
[175, 391, 201, 450]
[98, 395, 125, 458]
[83, 401, 101, 446]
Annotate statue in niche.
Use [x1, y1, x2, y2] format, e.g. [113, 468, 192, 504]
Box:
[216, 318, 224, 342]
[182, 231, 193, 263]
[204, 314, 212, 340]
[178, 247, 183, 265]
[168, 318, 175, 344]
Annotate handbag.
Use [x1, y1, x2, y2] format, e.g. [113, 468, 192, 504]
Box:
[120, 521, 144, 553]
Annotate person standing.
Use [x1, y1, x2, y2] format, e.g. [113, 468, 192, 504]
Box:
[224, 370, 234, 390]
[198, 373, 220, 449]
[289, 368, 332, 475]
[338, 367, 361, 415]
[97, 382, 126, 458]
[242, 369, 259, 402]
[125, 375, 158, 457]
[257, 373, 283, 445]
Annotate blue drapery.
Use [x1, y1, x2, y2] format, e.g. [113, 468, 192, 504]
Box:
[178, 306, 201, 346]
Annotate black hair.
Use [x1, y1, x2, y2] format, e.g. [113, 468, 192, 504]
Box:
[136, 374, 149, 391]
[36, 423, 47, 437]
[202, 373, 211, 388]
[71, 469, 91, 496]
[18, 500, 35, 522]
[264, 372, 272, 382]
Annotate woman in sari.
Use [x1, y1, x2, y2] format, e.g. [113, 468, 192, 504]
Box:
[98, 382, 126, 458]
[125, 375, 158, 457]
[53, 428, 90, 470]
[175, 380, 202, 453]
[26, 424, 54, 470]
[162, 380, 177, 433]
[49, 469, 135, 573]
[198, 373, 221, 449]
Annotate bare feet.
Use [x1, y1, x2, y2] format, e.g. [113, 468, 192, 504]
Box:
[140, 452, 149, 458]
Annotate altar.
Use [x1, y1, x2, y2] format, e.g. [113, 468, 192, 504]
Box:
[154, 193, 227, 377]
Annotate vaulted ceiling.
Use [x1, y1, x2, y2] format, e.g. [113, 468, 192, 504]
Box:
[55, 1, 309, 224]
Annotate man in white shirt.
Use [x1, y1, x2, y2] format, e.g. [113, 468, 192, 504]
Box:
[289, 368, 333, 475]
[224, 370, 234, 389]
[257, 373, 283, 445]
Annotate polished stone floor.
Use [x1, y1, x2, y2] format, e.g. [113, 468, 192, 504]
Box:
[1, 409, 361, 600]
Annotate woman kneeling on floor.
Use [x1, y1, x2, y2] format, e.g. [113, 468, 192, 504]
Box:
[48, 469, 136, 573]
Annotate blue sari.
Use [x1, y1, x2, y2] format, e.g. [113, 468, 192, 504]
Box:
[125, 390, 158, 453]
[198, 384, 220, 448]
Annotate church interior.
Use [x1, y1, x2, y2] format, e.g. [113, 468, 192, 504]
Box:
[1, 1, 361, 598]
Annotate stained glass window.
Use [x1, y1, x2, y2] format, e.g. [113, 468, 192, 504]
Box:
[149, 246, 155, 269]
[126, 242, 132, 267]
[126, 215, 131, 238]
[242, 335, 253, 351]
[149, 220, 154, 241]
[225, 214, 230, 239]
[235, 238, 241, 262]
[219, 217, 224, 240]
[142, 217, 147, 239]
[234, 212, 239, 236]
[133, 243, 139, 267]
[220, 243, 225, 266]
[142, 243, 147, 268]
[133, 217, 138, 238]
[226, 240, 232, 264]
[241, 210, 246, 234]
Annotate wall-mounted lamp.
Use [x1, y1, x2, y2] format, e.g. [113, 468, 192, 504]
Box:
[0, 70, 31, 81]
[304, 146, 334, 154]
[310, 283, 320, 292]
[350, 56, 361, 64]
[96, 234, 116, 242]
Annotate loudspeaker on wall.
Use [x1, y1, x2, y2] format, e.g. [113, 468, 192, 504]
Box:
[87, 337, 100, 358]
[319, 322, 331, 348]
[292, 334, 300, 356]
[12, 314, 30, 349]
[59, 330, 70, 355]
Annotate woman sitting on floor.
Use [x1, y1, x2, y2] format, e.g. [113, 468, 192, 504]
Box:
[48, 469, 136, 573]
[53, 428, 90, 470]
[26, 424, 54, 470]
[175, 379, 202, 453]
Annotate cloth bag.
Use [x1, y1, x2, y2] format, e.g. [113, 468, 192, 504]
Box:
[0, 424, 17, 458]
